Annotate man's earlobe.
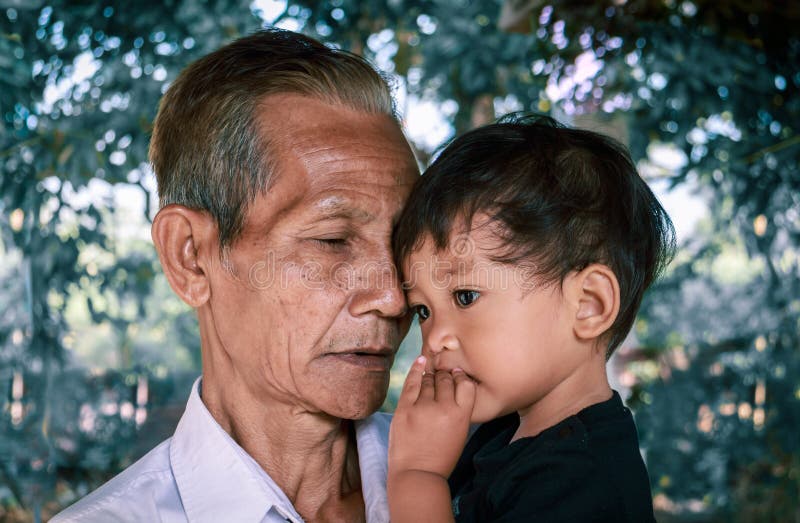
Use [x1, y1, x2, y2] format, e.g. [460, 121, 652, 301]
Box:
[570, 264, 621, 342]
[151, 205, 215, 308]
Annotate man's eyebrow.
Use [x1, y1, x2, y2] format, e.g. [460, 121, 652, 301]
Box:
[311, 196, 374, 222]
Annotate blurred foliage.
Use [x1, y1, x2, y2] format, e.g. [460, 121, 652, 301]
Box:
[0, 0, 798, 521]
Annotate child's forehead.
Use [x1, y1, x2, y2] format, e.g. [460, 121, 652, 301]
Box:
[401, 216, 508, 277]
[401, 244, 479, 291]
[409, 221, 496, 259]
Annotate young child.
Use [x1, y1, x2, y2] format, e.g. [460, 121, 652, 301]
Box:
[387, 114, 675, 522]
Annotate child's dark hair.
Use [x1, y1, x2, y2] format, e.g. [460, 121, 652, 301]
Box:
[393, 114, 676, 356]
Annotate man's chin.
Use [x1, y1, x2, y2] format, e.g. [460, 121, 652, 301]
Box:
[321, 383, 388, 421]
[306, 360, 391, 419]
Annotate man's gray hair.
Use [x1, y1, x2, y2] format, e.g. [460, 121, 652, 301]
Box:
[149, 29, 396, 247]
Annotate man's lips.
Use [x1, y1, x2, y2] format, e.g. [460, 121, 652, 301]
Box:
[328, 349, 395, 370]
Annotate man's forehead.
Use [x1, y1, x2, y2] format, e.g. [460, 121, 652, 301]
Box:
[244, 95, 417, 229]
[258, 94, 413, 156]
[291, 158, 415, 223]
[264, 114, 415, 183]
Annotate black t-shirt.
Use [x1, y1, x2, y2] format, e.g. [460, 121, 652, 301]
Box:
[448, 391, 656, 522]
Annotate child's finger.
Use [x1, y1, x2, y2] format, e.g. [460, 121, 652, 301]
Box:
[434, 370, 455, 402]
[452, 368, 477, 409]
[418, 368, 436, 402]
[398, 355, 426, 407]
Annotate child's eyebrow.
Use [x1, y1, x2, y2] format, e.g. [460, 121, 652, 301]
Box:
[435, 256, 477, 276]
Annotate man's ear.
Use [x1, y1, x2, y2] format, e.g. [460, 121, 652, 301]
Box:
[151, 204, 216, 308]
[565, 264, 620, 343]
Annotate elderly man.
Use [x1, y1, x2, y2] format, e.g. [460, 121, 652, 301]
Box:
[53, 29, 418, 522]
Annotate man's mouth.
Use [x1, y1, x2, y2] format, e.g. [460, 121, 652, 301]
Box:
[329, 348, 395, 370]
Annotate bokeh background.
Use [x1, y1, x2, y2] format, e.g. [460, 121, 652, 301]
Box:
[1, 1, 798, 521]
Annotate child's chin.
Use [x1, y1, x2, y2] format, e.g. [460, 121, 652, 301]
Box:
[470, 403, 518, 424]
[470, 411, 499, 424]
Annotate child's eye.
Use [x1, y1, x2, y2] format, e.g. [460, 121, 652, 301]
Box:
[454, 290, 480, 308]
[413, 304, 431, 322]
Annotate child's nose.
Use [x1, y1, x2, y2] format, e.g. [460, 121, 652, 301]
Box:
[422, 320, 460, 359]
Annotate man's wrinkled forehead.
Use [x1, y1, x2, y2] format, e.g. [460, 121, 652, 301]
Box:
[244, 120, 415, 232]
[258, 94, 411, 155]
[263, 97, 414, 178]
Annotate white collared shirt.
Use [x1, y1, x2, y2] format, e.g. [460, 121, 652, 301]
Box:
[52, 378, 392, 523]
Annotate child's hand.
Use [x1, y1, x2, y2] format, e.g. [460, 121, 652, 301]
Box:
[388, 355, 477, 479]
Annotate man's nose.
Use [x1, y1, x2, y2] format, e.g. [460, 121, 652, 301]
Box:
[347, 254, 407, 319]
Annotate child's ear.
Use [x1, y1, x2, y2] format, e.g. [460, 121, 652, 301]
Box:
[565, 264, 620, 342]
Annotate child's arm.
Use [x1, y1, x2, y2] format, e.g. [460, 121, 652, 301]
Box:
[388, 356, 476, 523]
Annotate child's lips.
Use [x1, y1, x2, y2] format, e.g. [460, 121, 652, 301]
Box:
[465, 372, 480, 384]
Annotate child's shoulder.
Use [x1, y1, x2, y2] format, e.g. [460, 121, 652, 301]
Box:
[574, 390, 647, 465]
[530, 391, 650, 487]
[450, 392, 656, 522]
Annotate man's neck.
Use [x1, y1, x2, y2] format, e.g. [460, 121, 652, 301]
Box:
[200, 360, 365, 522]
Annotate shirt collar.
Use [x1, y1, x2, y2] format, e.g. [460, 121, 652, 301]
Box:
[355, 411, 391, 522]
[170, 378, 303, 523]
[170, 377, 391, 523]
